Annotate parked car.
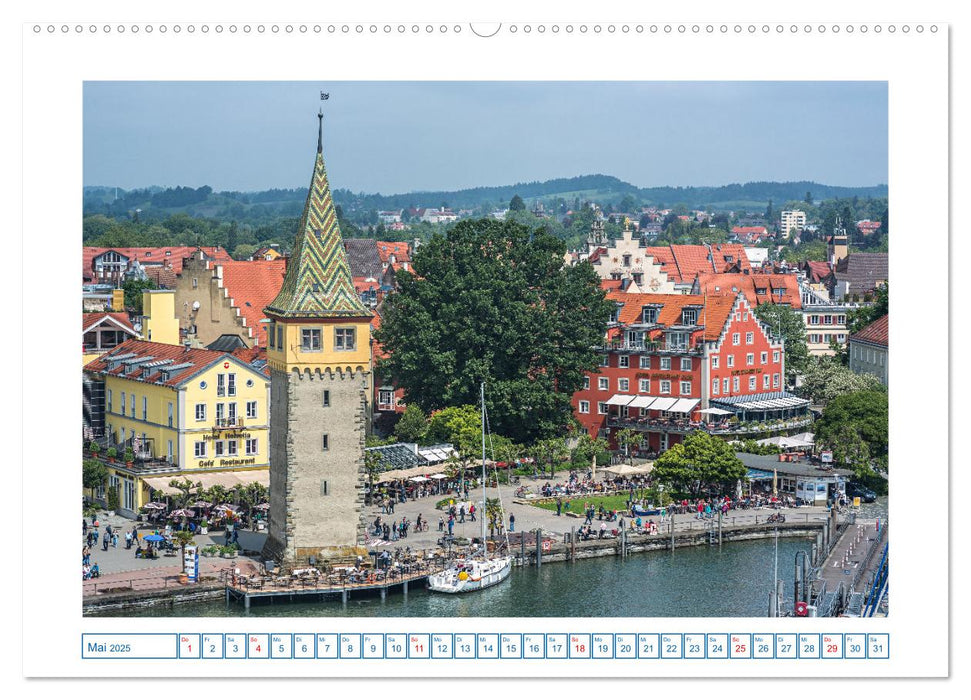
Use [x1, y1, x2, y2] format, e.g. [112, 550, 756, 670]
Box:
[846, 482, 877, 503]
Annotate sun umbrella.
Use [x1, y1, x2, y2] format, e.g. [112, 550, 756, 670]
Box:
[255, 503, 270, 511]
[429, 473, 448, 479]
[169, 508, 195, 518]
[143, 503, 166, 510]
[142, 534, 165, 543]
[192, 500, 212, 508]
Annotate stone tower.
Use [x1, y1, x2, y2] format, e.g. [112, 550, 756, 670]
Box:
[588, 215, 607, 251]
[828, 217, 849, 267]
[261, 111, 373, 564]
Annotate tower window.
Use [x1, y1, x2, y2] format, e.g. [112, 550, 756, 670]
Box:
[301, 328, 322, 352]
[322, 434, 329, 451]
[322, 390, 330, 407]
[335, 327, 356, 351]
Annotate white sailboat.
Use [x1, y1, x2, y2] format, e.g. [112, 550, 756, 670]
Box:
[427, 383, 512, 594]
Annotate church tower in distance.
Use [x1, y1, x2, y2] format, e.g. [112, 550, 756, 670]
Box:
[262, 111, 372, 564]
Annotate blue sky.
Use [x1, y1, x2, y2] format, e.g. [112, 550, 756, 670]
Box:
[83, 81, 887, 193]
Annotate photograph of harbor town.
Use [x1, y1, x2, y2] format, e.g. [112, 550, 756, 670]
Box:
[81, 82, 889, 618]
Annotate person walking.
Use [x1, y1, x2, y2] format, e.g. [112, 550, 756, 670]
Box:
[438, 516, 444, 532]
[509, 513, 515, 533]
[125, 531, 132, 549]
[469, 503, 476, 522]
[102, 533, 109, 551]
[447, 514, 454, 536]
[111, 532, 118, 548]
[83, 519, 88, 537]
[459, 505, 465, 523]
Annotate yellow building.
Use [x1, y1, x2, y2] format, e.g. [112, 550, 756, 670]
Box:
[84, 339, 270, 516]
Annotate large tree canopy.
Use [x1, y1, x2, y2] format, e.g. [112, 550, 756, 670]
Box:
[798, 356, 886, 405]
[753, 303, 809, 378]
[814, 390, 888, 484]
[374, 218, 612, 444]
[651, 432, 747, 498]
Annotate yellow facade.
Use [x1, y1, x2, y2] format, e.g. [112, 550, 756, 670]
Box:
[97, 356, 270, 513]
[142, 289, 180, 345]
[266, 319, 371, 374]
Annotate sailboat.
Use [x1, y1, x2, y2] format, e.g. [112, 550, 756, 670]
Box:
[427, 383, 513, 594]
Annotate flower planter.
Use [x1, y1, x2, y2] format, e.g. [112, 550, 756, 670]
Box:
[256, 522, 265, 531]
[200, 526, 208, 535]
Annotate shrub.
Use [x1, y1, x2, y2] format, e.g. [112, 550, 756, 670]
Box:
[89, 441, 101, 454]
[106, 447, 117, 460]
[107, 485, 120, 512]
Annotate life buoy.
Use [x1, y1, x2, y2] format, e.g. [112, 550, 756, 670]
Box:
[457, 571, 469, 581]
[795, 601, 809, 617]
[542, 540, 552, 552]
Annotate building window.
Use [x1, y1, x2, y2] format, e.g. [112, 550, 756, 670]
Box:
[618, 378, 629, 392]
[712, 378, 720, 395]
[167, 402, 173, 428]
[660, 357, 671, 370]
[301, 328, 322, 352]
[837, 334, 846, 342]
[680, 357, 692, 371]
[215, 441, 224, 457]
[598, 377, 609, 391]
[837, 315, 846, 325]
[583, 376, 590, 390]
[322, 390, 331, 407]
[622, 254, 631, 267]
[227, 440, 238, 456]
[660, 380, 671, 394]
[227, 373, 236, 397]
[619, 355, 630, 368]
[276, 325, 284, 349]
[129, 393, 135, 417]
[773, 351, 781, 363]
[195, 403, 206, 421]
[727, 355, 735, 368]
[194, 441, 206, 458]
[217, 374, 226, 397]
[191, 277, 198, 289]
[732, 333, 740, 345]
[679, 381, 691, 395]
[335, 327, 356, 351]
[322, 434, 330, 451]
[809, 315, 819, 325]
[579, 401, 590, 414]
[167, 440, 173, 462]
[142, 396, 147, 420]
[760, 351, 768, 364]
[246, 438, 259, 455]
[642, 307, 658, 324]
[107, 389, 112, 413]
[773, 373, 780, 388]
[763, 374, 771, 389]
[748, 376, 757, 390]
[746, 353, 754, 366]
[639, 356, 651, 369]
[597, 402, 607, 415]
[824, 315, 833, 325]
[601, 355, 609, 367]
[216, 403, 225, 421]
[639, 378, 650, 393]
[723, 378, 730, 393]
[268, 323, 275, 349]
[745, 332, 754, 344]
[711, 355, 719, 369]
[120, 391, 126, 415]
[732, 377, 740, 392]
[246, 401, 258, 419]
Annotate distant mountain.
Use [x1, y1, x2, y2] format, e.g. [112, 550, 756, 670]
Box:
[83, 176, 887, 223]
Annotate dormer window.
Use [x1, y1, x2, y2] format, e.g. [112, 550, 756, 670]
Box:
[609, 304, 622, 323]
[681, 309, 698, 325]
[641, 307, 658, 324]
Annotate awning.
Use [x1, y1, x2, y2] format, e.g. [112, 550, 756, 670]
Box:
[627, 395, 656, 409]
[668, 398, 699, 413]
[648, 397, 678, 411]
[233, 470, 269, 487]
[606, 394, 636, 406]
[141, 476, 185, 496]
[733, 396, 809, 410]
[698, 407, 732, 416]
[746, 468, 776, 481]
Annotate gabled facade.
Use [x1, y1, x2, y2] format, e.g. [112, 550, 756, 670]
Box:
[571, 292, 808, 455]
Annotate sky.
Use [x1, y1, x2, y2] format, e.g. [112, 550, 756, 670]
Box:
[83, 81, 888, 194]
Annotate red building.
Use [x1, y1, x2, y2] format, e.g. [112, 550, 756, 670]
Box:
[571, 291, 810, 455]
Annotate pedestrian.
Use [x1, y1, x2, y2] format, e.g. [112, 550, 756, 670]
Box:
[83, 519, 88, 536]
[82, 546, 90, 566]
[224, 527, 232, 546]
[102, 534, 109, 551]
[556, 498, 562, 516]
[112, 532, 118, 548]
[459, 505, 465, 523]
[86, 531, 94, 547]
[125, 531, 132, 549]
[92, 529, 99, 545]
[438, 516, 444, 532]
[469, 504, 476, 522]
[232, 528, 239, 544]
[106, 524, 113, 539]
[509, 513, 515, 533]
[447, 515, 454, 536]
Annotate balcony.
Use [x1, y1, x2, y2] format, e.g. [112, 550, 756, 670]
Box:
[213, 417, 244, 430]
[600, 340, 703, 355]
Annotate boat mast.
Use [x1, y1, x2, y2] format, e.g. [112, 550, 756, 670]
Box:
[481, 381, 487, 555]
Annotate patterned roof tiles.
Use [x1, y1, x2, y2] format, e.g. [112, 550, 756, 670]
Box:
[265, 119, 370, 320]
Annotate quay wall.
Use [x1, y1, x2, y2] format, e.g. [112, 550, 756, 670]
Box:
[83, 582, 225, 614]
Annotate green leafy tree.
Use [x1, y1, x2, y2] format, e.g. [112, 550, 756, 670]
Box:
[798, 356, 885, 405]
[651, 432, 747, 498]
[82, 459, 109, 497]
[753, 303, 810, 378]
[847, 283, 888, 335]
[570, 434, 611, 469]
[533, 437, 570, 479]
[814, 390, 888, 486]
[374, 218, 613, 444]
[168, 477, 202, 509]
[509, 194, 526, 211]
[364, 451, 383, 498]
[394, 404, 428, 444]
[121, 276, 157, 313]
[615, 428, 640, 466]
[172, 529, 197, 572]
[232, 243, 258, 260]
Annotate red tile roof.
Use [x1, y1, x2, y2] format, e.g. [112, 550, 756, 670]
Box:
[145, 264, 178, 289]
[605, 291, 738, 343]
[850, 314, 888, 347]
[82, 312, 138, 335]
[83, 246, 231, 281]
[375, 241, 411, 264]
[217, 259, 287, 346]
[732, 226, 768, 235]
[231, 346, 270, 376]
[694, 272, 803, 309]
[803, 261, 833, 283]
[642, 244, 751, 282]
[84, 339, 241, 387]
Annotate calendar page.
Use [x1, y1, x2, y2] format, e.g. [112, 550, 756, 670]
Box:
[17, 0, 952, 685]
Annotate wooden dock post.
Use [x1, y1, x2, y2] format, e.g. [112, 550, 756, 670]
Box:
[570, 527, 576, 562]
[380, 587, 386, 601]
[718, 510, 723, 546]
[620, 520, 626, 559]
[341, 589, 348, 606]
[520, 536, 525, 566]
[670, 513, 676, 552]
[535, 528, 542, 568]
[244, 594, 250, 611]
[403, 579, 409, 598]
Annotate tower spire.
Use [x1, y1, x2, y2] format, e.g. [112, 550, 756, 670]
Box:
[317, 108, 323, 154]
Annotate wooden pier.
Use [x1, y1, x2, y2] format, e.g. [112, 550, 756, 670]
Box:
[226, 567, 439, 609]
[812, 517, 887, 615]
